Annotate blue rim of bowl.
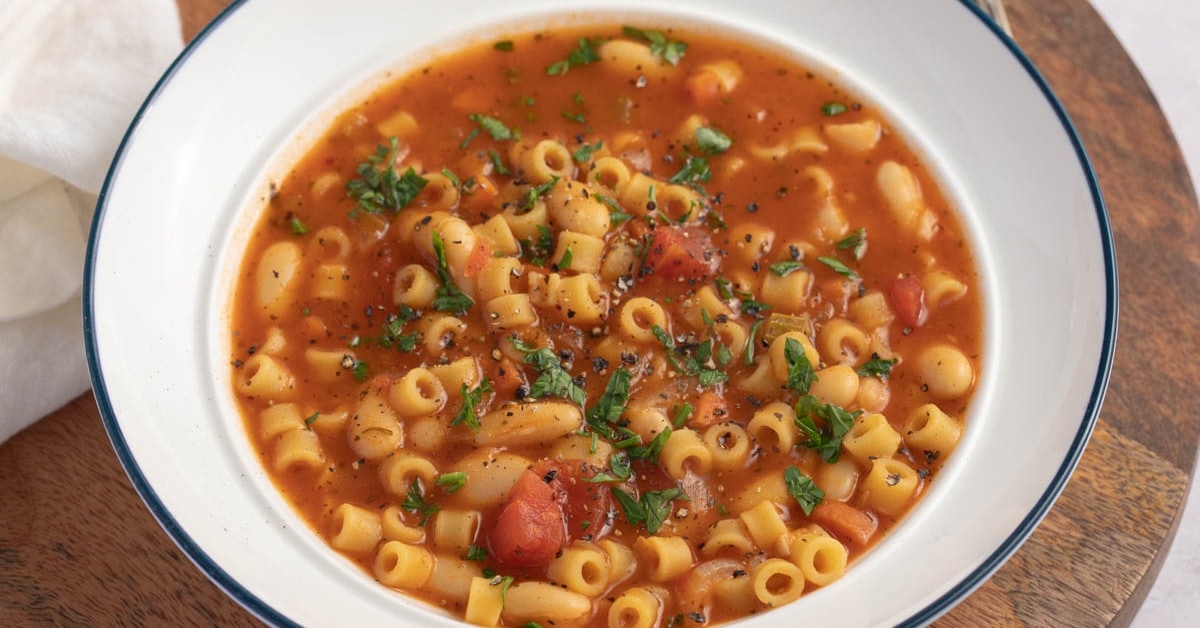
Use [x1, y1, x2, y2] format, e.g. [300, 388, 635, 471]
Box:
[82, 1, 1117, 626]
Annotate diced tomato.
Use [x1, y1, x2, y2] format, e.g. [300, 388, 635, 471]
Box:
[887, 275, 927, 329]
[643, 225, 720, 281]
[810, 501, 878, 547]
[488, 470, 566, 567]
[463, 238, 493, 278]
[532, 459, 613, 541]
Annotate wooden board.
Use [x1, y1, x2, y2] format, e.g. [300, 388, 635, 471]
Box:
[3, 0, 1197, 625]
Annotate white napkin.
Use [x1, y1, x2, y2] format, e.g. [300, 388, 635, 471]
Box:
[0, 0, 182, 443]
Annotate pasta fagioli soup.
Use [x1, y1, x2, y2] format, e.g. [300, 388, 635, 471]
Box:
[230, 22, 980, 628]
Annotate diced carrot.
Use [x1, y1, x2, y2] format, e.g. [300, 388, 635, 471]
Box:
[689, 391, 728, 428]
[488, 470, 566, 566]
[685, 68, 722, 105]
[811, 501, 878, 547]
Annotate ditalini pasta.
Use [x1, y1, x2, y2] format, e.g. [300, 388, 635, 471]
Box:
[229, 23, 982, 628]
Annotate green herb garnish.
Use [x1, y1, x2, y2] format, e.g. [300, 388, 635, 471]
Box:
[510, 338, 586, 406]
[612, 486, 688, 534]
[696, 126, 732, 155]
[572, 140, 603, 163]
[784, 337, 816, 395]
[784, 466, 825, 516]
[822, 101, 849, 116]
[621, 26, 688, 66]
[769, 260, 806, 277]
[430, 231, 475, 314]
[794, 395, 859, 463]
[346, 137, 428, 215]
[452, 378, 493, 431]
[288, 214, 309, 235]
[468, 113, 515, 141]
[437, 471, 468, 493]
[836, 228, 867, 260]
[818, 255, 859, 281]
[857, 355, 898, 379]
[547, 38, 601, 76]
[402, 478, 440, 526]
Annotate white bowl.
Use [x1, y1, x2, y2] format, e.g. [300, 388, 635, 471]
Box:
[84, 0, 1116, 625]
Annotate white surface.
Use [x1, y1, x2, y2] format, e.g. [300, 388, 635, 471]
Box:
[86, 0, 1112, 626]
[1088, 1, 1200, 626]
[0, 0, 181, 443]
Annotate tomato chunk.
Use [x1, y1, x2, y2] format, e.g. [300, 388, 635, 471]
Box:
[488, 470, 566, 566]
[462, 238, 493, 278]
[643, 225, 719, 281]
[533, 459, 613, 541]
[887, 275, 927, 328]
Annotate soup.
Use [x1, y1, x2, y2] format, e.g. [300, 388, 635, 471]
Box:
[230, 22, 980, 628]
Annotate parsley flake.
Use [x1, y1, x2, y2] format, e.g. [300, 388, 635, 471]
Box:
[784, 466, 824, 516]
[621, 26, 688, 66]
[696, 126, 732, 155]
[345, 137, 428, 216]
[611, 486, 688, 534]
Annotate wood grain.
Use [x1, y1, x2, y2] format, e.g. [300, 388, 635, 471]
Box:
[2, 0, 1197, 626]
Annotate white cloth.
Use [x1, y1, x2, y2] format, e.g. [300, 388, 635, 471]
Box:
[1088, 3, 1200, 627]
[0, 0, 182, 443]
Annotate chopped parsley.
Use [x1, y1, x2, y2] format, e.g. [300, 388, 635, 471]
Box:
[794, 395, 859, 463]
[401, 478, 440, 526]
[584, 367, 633, 442]
[430, 231, 475, 314]
[487, 148, 510, 176]
[695, 126, 732, 155]
[650, 325, 728, 387]
[519, 224, 554, 265]
[519, 176, 559, 212]
[744, 318, 765, 366]
[836, 228, 867, 260]
[784, 466, 825, 516]
[510, 338, 586, 406]
[857, 355, 898, 379]
[783, 337, 816, 395]
[376, 310, 420, 352]
[668, 155, 712, 188]
[572, 140, 603, 163]
[352, 360, 369, 382]
[621, 26, 688, 66]
[468, 113, 515, 141]
[493, 40, 514, 52]
[818, 255, 859, 281]
[304, 411, 320, 427]
[672, 403, 695, 429]
[464, 545, 489, 561]
[768, 260, 806, 277]
[346, 137, 428, 215]
[452, 378, 493, 432]
[288, 214, 309, 235]
[547, 38, 601, 76]
[436, 471, 468, 493]
[611, 486, 688, 534]
[558, 244, 574, 270]
[821, 101, 849, 116]
[627, 427, 671, 462]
